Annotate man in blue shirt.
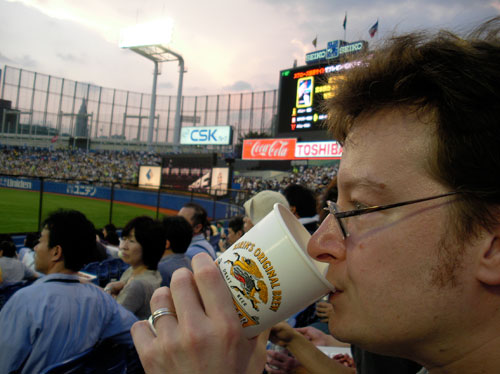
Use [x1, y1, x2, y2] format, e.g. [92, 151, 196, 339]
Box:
[178, 202, 217, 259]
[0, 209, 137, 374]
[158, 215, 193, 287]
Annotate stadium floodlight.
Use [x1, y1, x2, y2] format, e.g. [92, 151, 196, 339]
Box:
[119, 19, 174, 48]
[120, 19, 184, 149]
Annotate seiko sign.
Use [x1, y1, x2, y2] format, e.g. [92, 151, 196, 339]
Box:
[306, 40, 367, 65]
[180, 126, 232, 145]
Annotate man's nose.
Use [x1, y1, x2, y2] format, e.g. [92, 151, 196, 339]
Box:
[307, 214, 346, 263]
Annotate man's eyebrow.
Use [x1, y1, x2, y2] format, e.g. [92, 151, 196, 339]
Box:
[339, 175, 389, 193]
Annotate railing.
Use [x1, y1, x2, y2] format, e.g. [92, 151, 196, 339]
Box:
[0, 173, 250, 234]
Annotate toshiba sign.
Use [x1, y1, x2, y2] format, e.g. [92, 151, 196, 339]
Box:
[242, 139, 342, 160]
[294, 141, 342, 159]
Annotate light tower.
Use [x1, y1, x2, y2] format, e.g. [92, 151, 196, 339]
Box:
[119, 19, 184, 148]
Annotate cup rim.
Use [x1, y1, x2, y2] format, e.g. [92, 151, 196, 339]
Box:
[273, 203, 336, 291]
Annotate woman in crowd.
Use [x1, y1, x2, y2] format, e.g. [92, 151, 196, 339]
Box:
[104, 216, 164, 320]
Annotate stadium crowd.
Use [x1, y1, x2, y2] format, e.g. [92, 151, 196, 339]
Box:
[0, 145, 338, 194]
[0, 146, 162, 184]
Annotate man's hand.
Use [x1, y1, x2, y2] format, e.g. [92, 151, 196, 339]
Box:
[315, 301, 333, 323]
[265, 349, 300, 374]
[131, 253, 267, 374]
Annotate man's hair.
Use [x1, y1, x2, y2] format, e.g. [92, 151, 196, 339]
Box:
[162, 216, 193, 254]
[283, 183, 318, 218]
[228, 216, 244, 234]
[122, 216, 165, 270]
[182, 202, 209, 230]
[42, 209, 96, 272]
[326, 17, 500, 240]
[0, 241, 17, 258]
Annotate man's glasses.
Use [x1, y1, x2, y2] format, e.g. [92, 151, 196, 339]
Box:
[324, 191, 459, 239]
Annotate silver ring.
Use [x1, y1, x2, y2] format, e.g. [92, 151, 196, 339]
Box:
[151, 307, 177, 327]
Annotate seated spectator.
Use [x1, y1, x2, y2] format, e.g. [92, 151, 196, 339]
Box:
[242, 190, 289, 233]
[218, 215, 244, 253]
[0, 240, 38, 282]
[0, 209, 137, 374]
[102, 223, 120, 246]
[178, 202, 217, 260]
[18, 232, 40, 273]
[158, 216, 193, 287]
[104, 216, 164, 320]
[283, 183, 320, 234]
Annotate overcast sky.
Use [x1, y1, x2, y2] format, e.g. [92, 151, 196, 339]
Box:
[0, 0, 498, 96]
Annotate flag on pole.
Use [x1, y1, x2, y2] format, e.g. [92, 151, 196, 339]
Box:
[369, 20, 379, 38]
[343, 12, 347, 30]
[312, 36, 317, 48]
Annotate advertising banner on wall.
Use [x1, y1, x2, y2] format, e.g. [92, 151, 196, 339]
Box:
[138, 165, 162, 189]
[242, 138, 297, 160]
[180, 126, 232, 145]
[242, 139, 342, 160]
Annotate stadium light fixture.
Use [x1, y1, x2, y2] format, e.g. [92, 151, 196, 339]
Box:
[120, 18, 184, 148]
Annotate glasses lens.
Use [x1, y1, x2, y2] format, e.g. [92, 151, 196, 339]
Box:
[325, 201, 348, 239]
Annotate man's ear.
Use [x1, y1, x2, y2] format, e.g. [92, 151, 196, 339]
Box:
[477, 235, 500, 286]
[193, 223, 202, 235]
[51, 245, 64, 263]
[165, 239, 171, 250]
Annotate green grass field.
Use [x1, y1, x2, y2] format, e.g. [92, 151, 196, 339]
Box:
[0, 188, 161, 234]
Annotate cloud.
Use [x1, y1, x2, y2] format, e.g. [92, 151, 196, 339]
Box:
[158, 82, 174, 90]
[18, 54, 38, 68]
[223, 81, 253, 92]
[0, 52, 14, 64]
[56, 53, 80, 62]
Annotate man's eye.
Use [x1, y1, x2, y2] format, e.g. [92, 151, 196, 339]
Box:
[352, 201, 368, 210]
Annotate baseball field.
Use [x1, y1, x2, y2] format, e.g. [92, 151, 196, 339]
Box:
[0, 187, 168, 234]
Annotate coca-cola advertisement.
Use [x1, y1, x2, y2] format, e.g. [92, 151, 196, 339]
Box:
[242, 139, 296, 160]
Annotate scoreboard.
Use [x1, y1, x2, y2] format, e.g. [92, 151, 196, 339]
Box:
[277, 60, 363, 140]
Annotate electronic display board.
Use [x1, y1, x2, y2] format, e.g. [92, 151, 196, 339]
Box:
[277, 60, 362, 136]
[161, 153, 216, 189]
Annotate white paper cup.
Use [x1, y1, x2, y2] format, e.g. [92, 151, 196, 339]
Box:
[216, 203, 335, 338]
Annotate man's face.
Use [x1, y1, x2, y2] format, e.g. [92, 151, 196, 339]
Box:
[178, 207, 198, 236]
[307, 109, 471, 354]
[243, 216, 254, 233]
[34, 228, 53, 274]
[226, 227, 242, 246]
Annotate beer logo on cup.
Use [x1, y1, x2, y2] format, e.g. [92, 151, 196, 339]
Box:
[225, 252, 268, 311]
[217, 240, 283, 328]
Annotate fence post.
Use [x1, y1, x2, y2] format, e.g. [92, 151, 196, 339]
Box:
[38, 177, 44, 231]
[155, 187, 161, 219]
[109, 182, 115, 224]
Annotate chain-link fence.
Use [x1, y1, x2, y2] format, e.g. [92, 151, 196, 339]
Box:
[0, 65, 278, 152]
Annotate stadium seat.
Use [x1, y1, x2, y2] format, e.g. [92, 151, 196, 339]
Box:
[0, 279, 34, 311]
[40, 340, 141, 374]
[40, 347, 93, 374]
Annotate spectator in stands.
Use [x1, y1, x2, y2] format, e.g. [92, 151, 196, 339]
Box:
[0, 209, 137, 374]
[242, 190, 289, 233]
[178, 202, 217, 260]
[283, 183, 320, 234]
[218, 215, 244, 252]
[18, 232, 40, 273]
[104, 216, 164, 320]
[158, 216, 193, 287]
[130, 18, 500, 374]
[102, 223, 120, 246]
[0, 240, 38, 282]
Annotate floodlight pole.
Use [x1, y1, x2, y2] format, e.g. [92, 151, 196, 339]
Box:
[124, 45, 184, 150]
[165, 50, 185, 151]
[148, 60, 159, 146]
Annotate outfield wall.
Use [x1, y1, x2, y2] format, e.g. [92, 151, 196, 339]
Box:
[0, 175, 243, 221]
